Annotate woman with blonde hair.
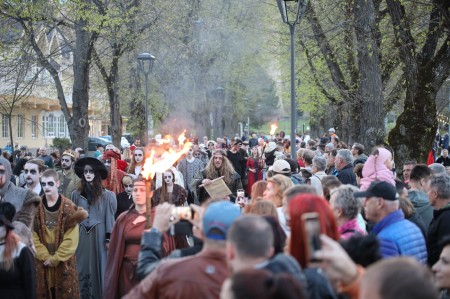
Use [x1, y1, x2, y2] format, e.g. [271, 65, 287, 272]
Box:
[246, 200, 278, 218]
[121, 147, 132, 163]
[251, 180, 267, 199]
[263, 174, 294, 234]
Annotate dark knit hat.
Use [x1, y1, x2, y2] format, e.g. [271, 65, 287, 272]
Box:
[0, 202, 15, 230]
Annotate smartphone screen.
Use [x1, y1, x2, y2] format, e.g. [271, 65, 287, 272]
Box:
[302, 212, 321, 261]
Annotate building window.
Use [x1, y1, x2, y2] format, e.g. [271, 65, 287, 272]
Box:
[43, 114, 60, 138]
[59, 115, 66, 137]
[17, 114, 23, 138]
[2, 114, 9, 138]
[32, 116, 37, 138]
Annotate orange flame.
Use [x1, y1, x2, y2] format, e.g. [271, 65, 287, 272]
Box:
[270, 124, 278, 135]
[141, 131, 192, 180]
[178, 130, 187, 145]
[157, 135, 172, 145]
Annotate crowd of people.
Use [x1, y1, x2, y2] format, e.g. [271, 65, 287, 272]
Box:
[1, 128, 450, 299]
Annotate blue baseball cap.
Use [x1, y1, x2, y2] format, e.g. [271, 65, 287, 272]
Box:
[202, 201, 240, 240]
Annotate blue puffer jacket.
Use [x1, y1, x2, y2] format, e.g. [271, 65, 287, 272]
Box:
[372, 209, 428, 263]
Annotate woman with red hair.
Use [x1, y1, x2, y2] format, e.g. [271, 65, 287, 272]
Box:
[289, 194, 339, 299]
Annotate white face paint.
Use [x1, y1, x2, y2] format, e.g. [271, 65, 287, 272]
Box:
[124, 182, 133, 195]
[0, 165, 7, 188]
[164, 171, 173, 185]
[40, 176, 60, 198]
[134, 149, 144, 163]
[187, 148, 193, 158]
[24, 163, 40, 187]
[84, 165, 95, 182]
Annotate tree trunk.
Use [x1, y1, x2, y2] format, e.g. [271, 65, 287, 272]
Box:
[69, 19, 93, 149]
[108, 48, 122, 149]
[388, 72, 438, 168]
[354, 0, 385, 149]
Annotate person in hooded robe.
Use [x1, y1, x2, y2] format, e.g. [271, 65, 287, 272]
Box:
[71, 157, 117, 299]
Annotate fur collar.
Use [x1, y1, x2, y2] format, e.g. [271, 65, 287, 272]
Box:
[65, 205, 88, 230]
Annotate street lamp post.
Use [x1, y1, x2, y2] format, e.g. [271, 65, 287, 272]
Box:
[215, 86, 225, 138]
[276, 0, 308, 159]
[137, 52, 156, 145]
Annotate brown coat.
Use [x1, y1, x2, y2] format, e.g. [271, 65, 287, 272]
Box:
[124, 248, 228, 299]
[34, 195, 88, 299]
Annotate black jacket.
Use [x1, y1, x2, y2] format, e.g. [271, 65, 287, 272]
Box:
[337, 164, 357, 186]
[262, 254, 306, 288]
[436, 156, 450, 166]
[407, 211, 427, 238]
[427, 204, 450, 266]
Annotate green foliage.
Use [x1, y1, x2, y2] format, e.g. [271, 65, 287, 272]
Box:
[51, 138, 71, 153]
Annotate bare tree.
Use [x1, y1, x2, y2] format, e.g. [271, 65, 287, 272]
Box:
[0, 43, 39, 158]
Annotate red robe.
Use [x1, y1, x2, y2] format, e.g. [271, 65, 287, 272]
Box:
[246, 157, 263, 195]
[104, 208, 176, 299]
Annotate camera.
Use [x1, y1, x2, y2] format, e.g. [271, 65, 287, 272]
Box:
[171, 207, 193, 220]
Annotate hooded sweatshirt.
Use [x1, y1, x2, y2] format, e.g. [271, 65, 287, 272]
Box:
[408, 189, 434, 228]
[360, 148, 395, 191]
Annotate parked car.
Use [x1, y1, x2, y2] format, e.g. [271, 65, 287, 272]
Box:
[122, 133, 134, 145]
[99, 135, 130, 149]
[121, 137, 130, 149]
[99, 135, 112, 143]
[88, 137, 109, 152]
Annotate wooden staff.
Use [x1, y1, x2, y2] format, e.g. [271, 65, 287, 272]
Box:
[145, 178, 152, 229]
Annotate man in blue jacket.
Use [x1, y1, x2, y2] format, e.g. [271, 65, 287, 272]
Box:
[355, 181, 427, 263]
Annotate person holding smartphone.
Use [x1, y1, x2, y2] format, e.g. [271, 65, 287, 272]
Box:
[288, 193, 340, 299]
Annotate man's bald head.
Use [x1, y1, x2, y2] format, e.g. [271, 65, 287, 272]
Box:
[360, 258, 438, 299]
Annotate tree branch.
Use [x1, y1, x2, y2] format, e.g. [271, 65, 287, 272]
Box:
[300, 39, 338, 104]
[385, 0, 417, 68]
[418, 4, 442, 65]
[306, 2, 350, 96]
[429, 37, 450, 91]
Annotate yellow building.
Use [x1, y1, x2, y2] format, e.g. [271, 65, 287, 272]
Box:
[0, 25, 111, 150]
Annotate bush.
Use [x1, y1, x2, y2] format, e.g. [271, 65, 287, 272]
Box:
[52, 138, 72, 154]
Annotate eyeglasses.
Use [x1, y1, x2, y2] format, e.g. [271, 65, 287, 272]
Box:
[40, 182, 55, 187]
[61, 158, 71, 162]
[24, 169, 37, 174]
[194, 153, 201, 157]
[84, 169, 94, 174]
